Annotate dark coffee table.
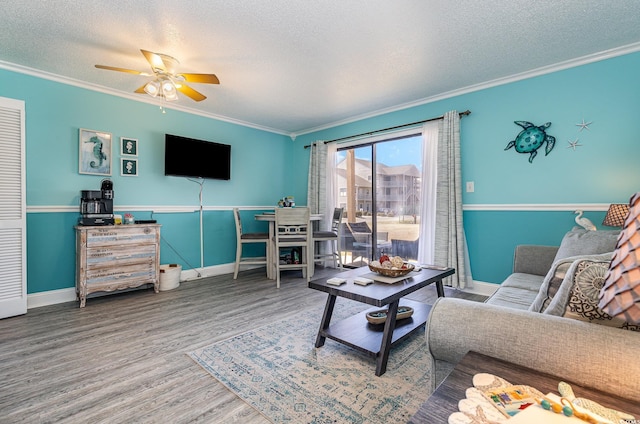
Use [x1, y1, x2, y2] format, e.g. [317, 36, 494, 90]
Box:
[309, 265, 455, 376]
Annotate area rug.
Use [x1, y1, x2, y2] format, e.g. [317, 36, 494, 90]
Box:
[188, 299, 433, 423]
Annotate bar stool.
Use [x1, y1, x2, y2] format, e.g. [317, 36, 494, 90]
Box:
[233, 208, 269, 279]
[313, 207, 343, 268]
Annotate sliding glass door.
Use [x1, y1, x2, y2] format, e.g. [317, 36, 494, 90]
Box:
[335, 134, 422, 266]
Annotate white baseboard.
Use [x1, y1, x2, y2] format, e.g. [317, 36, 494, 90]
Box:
[28, 287, 77, 308]
[29, 265, 494, 309]
[180, 263, 237, 281]
[27, 262, 256, 309]
[461, 280, 499, 297]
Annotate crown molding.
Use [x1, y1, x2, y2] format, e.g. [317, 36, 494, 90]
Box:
[0, 60, 290, 136]
[292, 42, 640, 138]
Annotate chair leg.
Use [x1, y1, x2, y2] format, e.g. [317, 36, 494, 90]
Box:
[276, 245, 282, 288]
[306, 244, 312, 282]
[233, 242, 242, 279]
[300, 246, 307, 279]
[265, 240, 271, 279]
[333, 239, 342, 269]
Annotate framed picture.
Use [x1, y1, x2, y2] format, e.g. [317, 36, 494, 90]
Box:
[79, 128, 112, 176]
[121, 158, 138, 176]
[121, 137, 138, 156]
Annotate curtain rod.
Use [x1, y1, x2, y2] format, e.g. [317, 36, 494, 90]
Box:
[304, 109, 471, 148]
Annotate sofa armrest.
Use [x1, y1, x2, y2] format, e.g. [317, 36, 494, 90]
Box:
[513, 244, 558, 275]
[425, 298, 640, 401]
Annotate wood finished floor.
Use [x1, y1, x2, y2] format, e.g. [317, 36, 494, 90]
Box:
[0, 267, 486, 424]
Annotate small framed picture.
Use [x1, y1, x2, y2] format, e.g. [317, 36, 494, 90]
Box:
[121, 137, 138, 156]
[79, 128, 112, 176]
[121, 158, 138, 176]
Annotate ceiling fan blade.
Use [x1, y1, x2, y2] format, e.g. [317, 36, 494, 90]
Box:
[133, 84, 147, 94]
[140, 49, 167, 72]
[176, 83, 207, 102]
[95, 64, 151, 76]
[179, 73, 220, 84]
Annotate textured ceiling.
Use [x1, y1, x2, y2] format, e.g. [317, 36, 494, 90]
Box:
[2, 1, 640, 135]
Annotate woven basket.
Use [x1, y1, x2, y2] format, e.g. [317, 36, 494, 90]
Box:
[368, 263, 414, 278]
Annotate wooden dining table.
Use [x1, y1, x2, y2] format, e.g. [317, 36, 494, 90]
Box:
[255, 211, 323, 280]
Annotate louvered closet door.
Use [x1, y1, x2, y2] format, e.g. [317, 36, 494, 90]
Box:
[0, 97, 26, 318]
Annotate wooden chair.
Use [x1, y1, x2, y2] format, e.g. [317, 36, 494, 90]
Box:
[312, 207, 343, 269]
[233, 208, 269, 279]
[273, 207, 312, 288]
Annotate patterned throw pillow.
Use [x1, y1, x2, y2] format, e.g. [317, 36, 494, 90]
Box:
[529, 252, 613, 314]
[562, 259, 639, 331]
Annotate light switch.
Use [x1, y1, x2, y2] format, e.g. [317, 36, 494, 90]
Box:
[466, 181, 475, 193]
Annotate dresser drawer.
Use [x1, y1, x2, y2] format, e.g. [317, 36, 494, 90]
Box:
[86, 245, 156, 268]
[85, 262, 156, 286]
[85, 225, 158, 247]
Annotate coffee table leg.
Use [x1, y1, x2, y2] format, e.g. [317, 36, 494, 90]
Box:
[375, 300, 399, 376]
[436, 279, 445, 298]
[315, 294, 337, 348]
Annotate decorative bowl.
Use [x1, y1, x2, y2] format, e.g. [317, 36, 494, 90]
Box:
[366, 306, 414, 325]
[368, 262, 415, 278]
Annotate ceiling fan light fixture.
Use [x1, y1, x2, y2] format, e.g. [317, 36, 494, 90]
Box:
[161, 78, 178, 101]
[144, 80, 160, 97]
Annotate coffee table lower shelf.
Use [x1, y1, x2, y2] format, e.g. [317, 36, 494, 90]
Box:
[319, 298, 430, 357]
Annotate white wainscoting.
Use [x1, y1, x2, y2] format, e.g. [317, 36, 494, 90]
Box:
[25, 202, 607, 309]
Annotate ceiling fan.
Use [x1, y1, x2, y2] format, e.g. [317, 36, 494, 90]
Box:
[95, 49, 219, 102]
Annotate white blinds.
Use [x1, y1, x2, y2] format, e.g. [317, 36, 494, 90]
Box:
[0, 97, 27, 318]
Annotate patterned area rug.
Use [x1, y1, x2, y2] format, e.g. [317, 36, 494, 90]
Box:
[188, 299, 433, 423]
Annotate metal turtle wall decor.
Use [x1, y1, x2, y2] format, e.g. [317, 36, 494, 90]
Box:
[504, 121, 556, 163]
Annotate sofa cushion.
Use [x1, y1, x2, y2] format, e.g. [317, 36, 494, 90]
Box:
[486, 273, 543, 310]
[528, 252, 613, 314]
[553, 227, 619, 262]
[544, 258, 640, 331]
[513, 245, 559, 276]
[500, 272, 545, 292]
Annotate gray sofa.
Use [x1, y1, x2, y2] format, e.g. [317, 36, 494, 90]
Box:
[425, 228, 640, 402]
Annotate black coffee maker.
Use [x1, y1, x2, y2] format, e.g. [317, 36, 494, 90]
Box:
[78, 179, 114, 226]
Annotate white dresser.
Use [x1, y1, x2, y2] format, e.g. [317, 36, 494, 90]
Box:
[75, 224, 161, 307]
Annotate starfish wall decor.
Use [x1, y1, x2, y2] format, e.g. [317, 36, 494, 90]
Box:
[567, 138, 582, 150]
[566, 118, 594, 151]
[576, 119, 593, 131]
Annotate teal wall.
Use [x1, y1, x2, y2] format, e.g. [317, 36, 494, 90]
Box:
[294, 52, 640, 284]
[0, 70, 292, 207]
[1, 68, 292, 293]
[3, 50, 639, 294]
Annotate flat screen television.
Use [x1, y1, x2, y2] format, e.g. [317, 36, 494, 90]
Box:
[164, 134, 231, 180]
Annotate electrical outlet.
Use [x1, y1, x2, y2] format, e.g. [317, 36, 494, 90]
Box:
[466, 181, 475, 193]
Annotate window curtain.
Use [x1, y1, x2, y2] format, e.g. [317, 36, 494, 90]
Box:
[307, 141, 327, 227]
[418, 121, 439, 264]
[307, 141, 338, 264]
[419, 111, 473, 289]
